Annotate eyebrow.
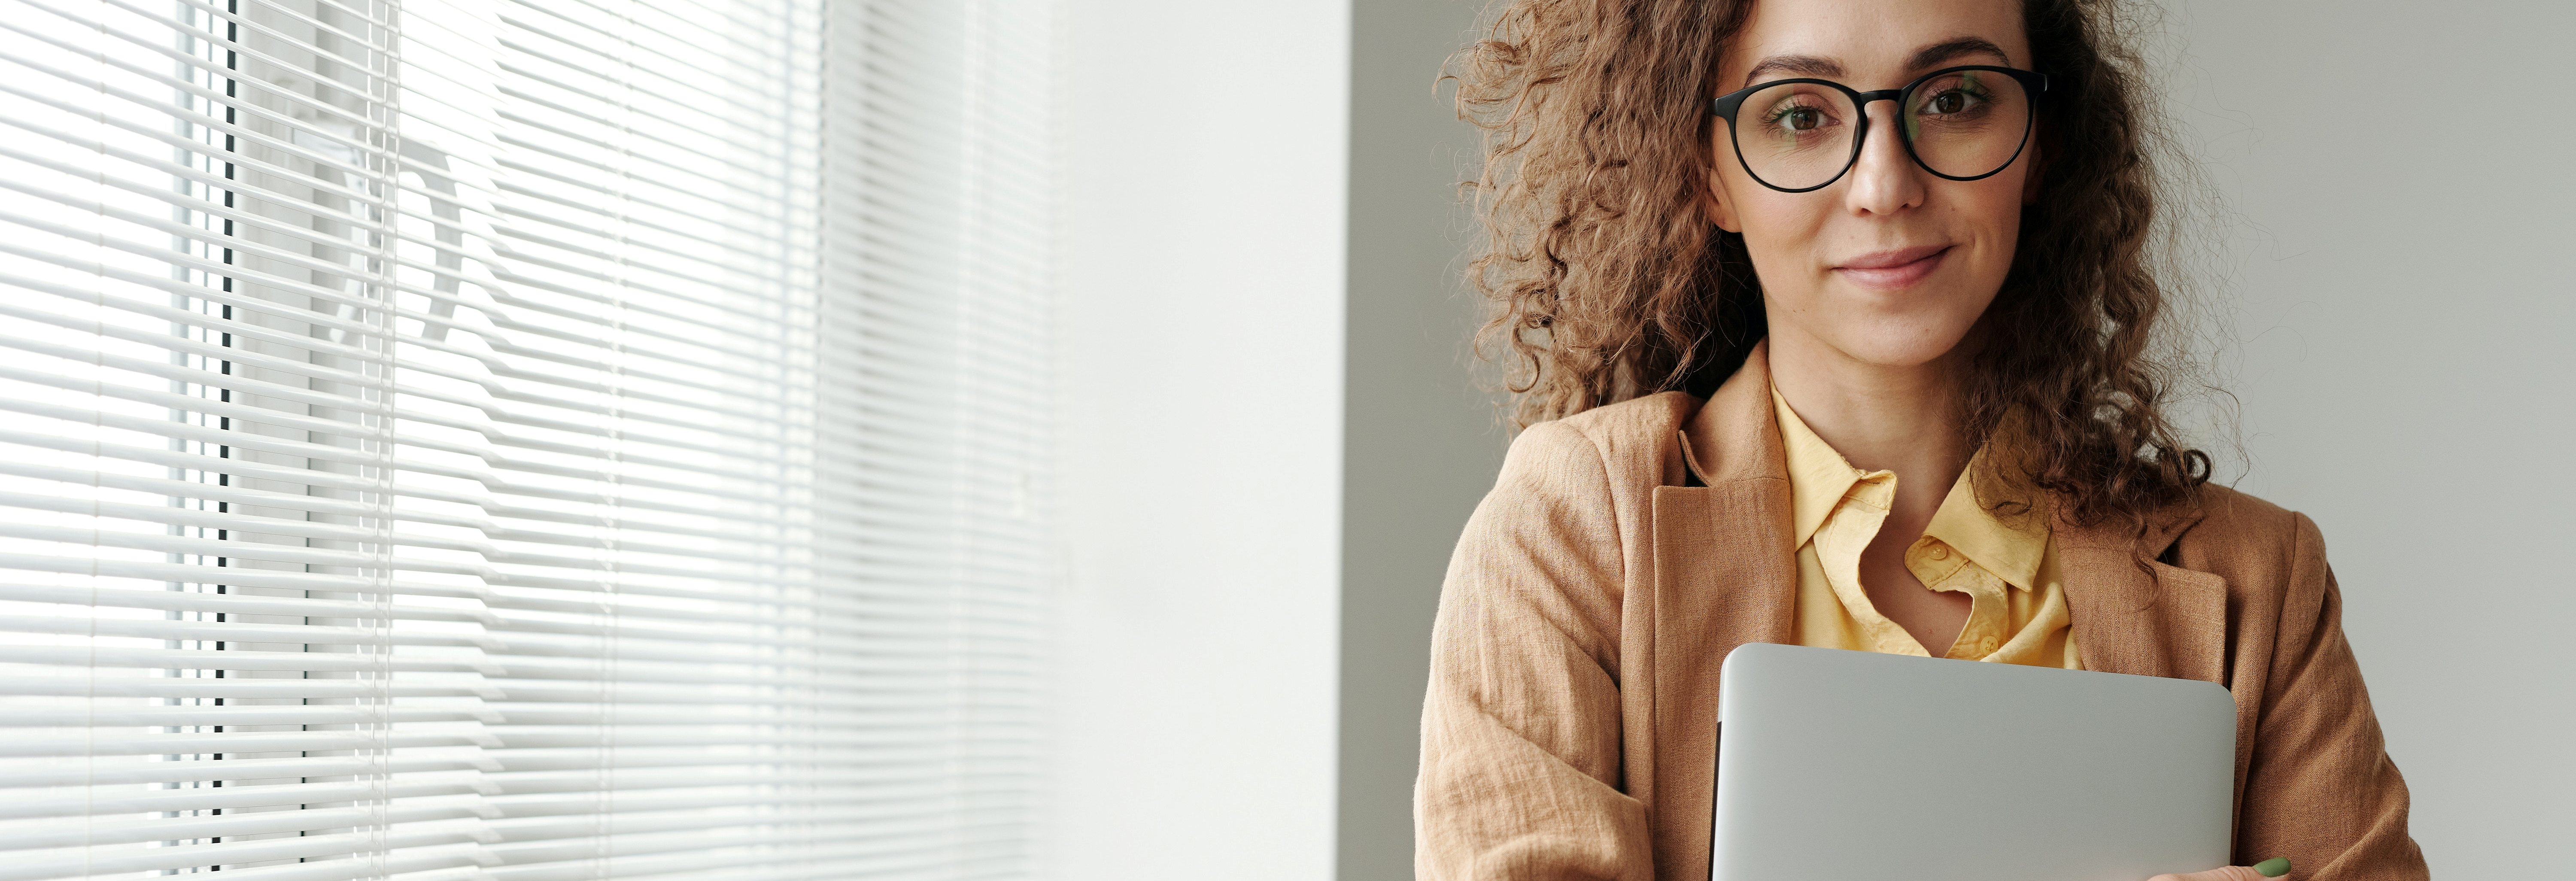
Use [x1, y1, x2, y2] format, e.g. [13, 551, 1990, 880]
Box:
[1739, 36, 2015, 89]
[1740, 54, 1842, 87]
[1906, 36, 2011, 73]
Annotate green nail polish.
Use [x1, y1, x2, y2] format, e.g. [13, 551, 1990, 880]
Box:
[2253, 857, 2291, 878]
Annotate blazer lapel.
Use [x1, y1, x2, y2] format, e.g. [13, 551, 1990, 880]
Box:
[2055, 510, 2229, 685]
[1640, 348, 1795, 881]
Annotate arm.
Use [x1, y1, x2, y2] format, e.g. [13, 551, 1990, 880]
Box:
[1415, 422, 1651, 881]
[2227, 513, 2429, 879]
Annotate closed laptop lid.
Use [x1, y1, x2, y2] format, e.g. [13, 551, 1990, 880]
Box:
[1711, 643, 2235, 881]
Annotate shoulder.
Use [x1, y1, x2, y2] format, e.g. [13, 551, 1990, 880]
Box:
[2175, 483, 2321, 561]
[1500, 391, 1699, 492]
[1458, 392, 1699, 587]
[2167, 482, 2330, 603]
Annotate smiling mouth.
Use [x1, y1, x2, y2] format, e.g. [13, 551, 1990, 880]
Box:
[1833, 245, 1953, 291]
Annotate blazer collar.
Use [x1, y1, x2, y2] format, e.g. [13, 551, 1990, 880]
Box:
[2051, 496, 2228, 684]
[1679, 341, 1788, 489]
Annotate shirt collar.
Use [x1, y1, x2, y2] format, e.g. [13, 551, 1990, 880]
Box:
[1923, 447, 2051, 589]
[1769, 381, 2051, 589]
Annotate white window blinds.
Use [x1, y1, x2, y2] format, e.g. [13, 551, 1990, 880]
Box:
[0, 0, 1052, 876]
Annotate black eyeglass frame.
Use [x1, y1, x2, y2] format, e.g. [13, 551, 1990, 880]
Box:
[1708, 65, 2050, 194]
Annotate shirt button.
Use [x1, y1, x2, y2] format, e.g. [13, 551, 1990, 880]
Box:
[1928, 546, 1950, 561]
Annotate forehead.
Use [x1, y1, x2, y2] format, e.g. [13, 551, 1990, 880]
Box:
[1725, 0, 2031, 86]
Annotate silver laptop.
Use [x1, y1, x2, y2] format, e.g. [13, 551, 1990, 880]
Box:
[1712, 644, 2235, 881]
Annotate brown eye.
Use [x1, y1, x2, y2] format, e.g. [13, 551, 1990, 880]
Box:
[1762, 97, 1835, 134]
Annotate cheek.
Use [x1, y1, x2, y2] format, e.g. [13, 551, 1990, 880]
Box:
[1952, 177, 2028, 279]
[1728, 191, 1834, 284]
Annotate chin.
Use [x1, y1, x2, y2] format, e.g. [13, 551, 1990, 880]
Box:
[1801, 275, 1995, 369]
[1814, 318, 1982, 369]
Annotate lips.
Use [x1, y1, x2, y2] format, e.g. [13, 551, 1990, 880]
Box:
[1833, 244, 1952, 291]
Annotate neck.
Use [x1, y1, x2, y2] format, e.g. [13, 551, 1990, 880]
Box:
[1764, 323, 1974, 518]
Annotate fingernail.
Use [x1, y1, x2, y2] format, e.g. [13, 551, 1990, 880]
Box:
[2252, 857, 2291, 878]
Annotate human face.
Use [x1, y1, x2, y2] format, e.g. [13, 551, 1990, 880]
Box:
[1704, 0, 2039, 371]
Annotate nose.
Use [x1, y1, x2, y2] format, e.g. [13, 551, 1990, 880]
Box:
[1843, 100, 1926, 216]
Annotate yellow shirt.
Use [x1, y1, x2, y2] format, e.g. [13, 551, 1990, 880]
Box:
[1773, 384, 2082, 668]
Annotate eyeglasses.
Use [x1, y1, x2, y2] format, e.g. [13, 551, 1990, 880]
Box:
[1709, 65, 2048, 193]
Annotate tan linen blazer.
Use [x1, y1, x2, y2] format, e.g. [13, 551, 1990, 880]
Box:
[1416, 351, 2428, 881]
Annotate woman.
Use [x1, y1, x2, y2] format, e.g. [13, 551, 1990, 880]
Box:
[1415, 0, 2428, 879]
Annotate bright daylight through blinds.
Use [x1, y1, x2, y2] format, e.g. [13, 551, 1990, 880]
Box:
[0, 0, 1051, 876]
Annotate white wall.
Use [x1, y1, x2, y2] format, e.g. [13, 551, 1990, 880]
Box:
[1051, 2, 1350, 880]
[1337, 3, 1508, 880]
[2166, 2, 2573, 873]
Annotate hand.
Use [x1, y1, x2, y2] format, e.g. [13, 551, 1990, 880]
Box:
[2151, 857, 2291, 881]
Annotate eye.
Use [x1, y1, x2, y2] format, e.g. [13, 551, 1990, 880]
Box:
[1922, 88, 1980, 115]
[1761, 97, 1836, 133]
[1914, 72, 1997, 118]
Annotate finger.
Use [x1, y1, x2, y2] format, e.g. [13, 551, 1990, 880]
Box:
[2145, 859, 2291, 881]
[2145, 869, 2254, 881]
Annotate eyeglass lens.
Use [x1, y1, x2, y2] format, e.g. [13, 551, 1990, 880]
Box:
[1735, 69, 2031, 191]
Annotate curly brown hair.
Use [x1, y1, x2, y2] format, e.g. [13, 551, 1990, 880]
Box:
[1451, 0, 2211, 529]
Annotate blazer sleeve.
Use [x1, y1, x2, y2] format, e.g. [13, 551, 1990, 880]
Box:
[2233, 513, 2429, 878]
[1415, 422, 1650, 881]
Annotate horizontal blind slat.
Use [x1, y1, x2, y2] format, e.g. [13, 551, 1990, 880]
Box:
[0, 754, 490, 788]
[0, 731, 492, 762]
